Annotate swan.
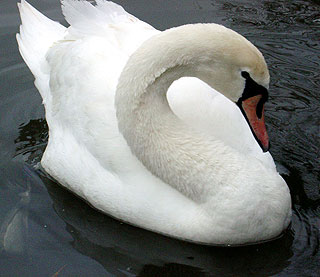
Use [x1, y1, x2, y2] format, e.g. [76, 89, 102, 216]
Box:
[16, 0, 291, 245]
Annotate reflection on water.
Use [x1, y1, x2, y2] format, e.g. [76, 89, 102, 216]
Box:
[0, 166, 31, 255]
[0, 0, 319, 276]
[14, 119, 48, 165]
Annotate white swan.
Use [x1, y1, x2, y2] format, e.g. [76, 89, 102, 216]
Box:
[17, 0, 291, 245]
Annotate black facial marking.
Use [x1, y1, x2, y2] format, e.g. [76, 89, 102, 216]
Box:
[236, 71, 270, 152]
[237, 71, 269, 119]
[241, 71, 250, 79]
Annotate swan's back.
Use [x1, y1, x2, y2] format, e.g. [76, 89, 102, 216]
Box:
[17, 0, 157, 114]
[17, 0, 161, 177]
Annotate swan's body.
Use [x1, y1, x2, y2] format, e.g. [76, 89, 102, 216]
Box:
[17, 0, 291, 245]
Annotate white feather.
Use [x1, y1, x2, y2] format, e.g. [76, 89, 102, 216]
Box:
[17, 0, 65, 106]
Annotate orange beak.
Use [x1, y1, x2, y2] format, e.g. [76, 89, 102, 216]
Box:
[241, 95, 269, 152]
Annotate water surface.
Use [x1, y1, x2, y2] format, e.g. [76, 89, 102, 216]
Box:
[0, 0, 319, 276]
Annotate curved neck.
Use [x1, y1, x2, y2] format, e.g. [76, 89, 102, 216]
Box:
[115, 25, 243, 201]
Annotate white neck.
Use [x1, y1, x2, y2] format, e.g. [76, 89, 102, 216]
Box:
[115, 24, 256, 201]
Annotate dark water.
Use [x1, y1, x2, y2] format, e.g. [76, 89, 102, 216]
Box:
[1, 0, 319, 276]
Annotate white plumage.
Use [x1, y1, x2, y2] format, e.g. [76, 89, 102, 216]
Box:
[17, 0, 291, 245]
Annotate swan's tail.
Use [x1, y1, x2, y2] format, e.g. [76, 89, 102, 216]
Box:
[16, 0, 66, 104]
[61, 0, 144, 27]
[60, 0, 155, 45]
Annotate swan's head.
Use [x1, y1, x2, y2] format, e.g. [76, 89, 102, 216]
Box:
[169, 24, 271, 152]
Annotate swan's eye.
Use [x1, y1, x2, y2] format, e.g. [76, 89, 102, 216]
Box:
[241, 71, 250, 79]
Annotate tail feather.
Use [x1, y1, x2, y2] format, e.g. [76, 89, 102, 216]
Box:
[62, 0, 143, 25]
[61, 0, 154, 38]
[16, 0, 65, 103]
